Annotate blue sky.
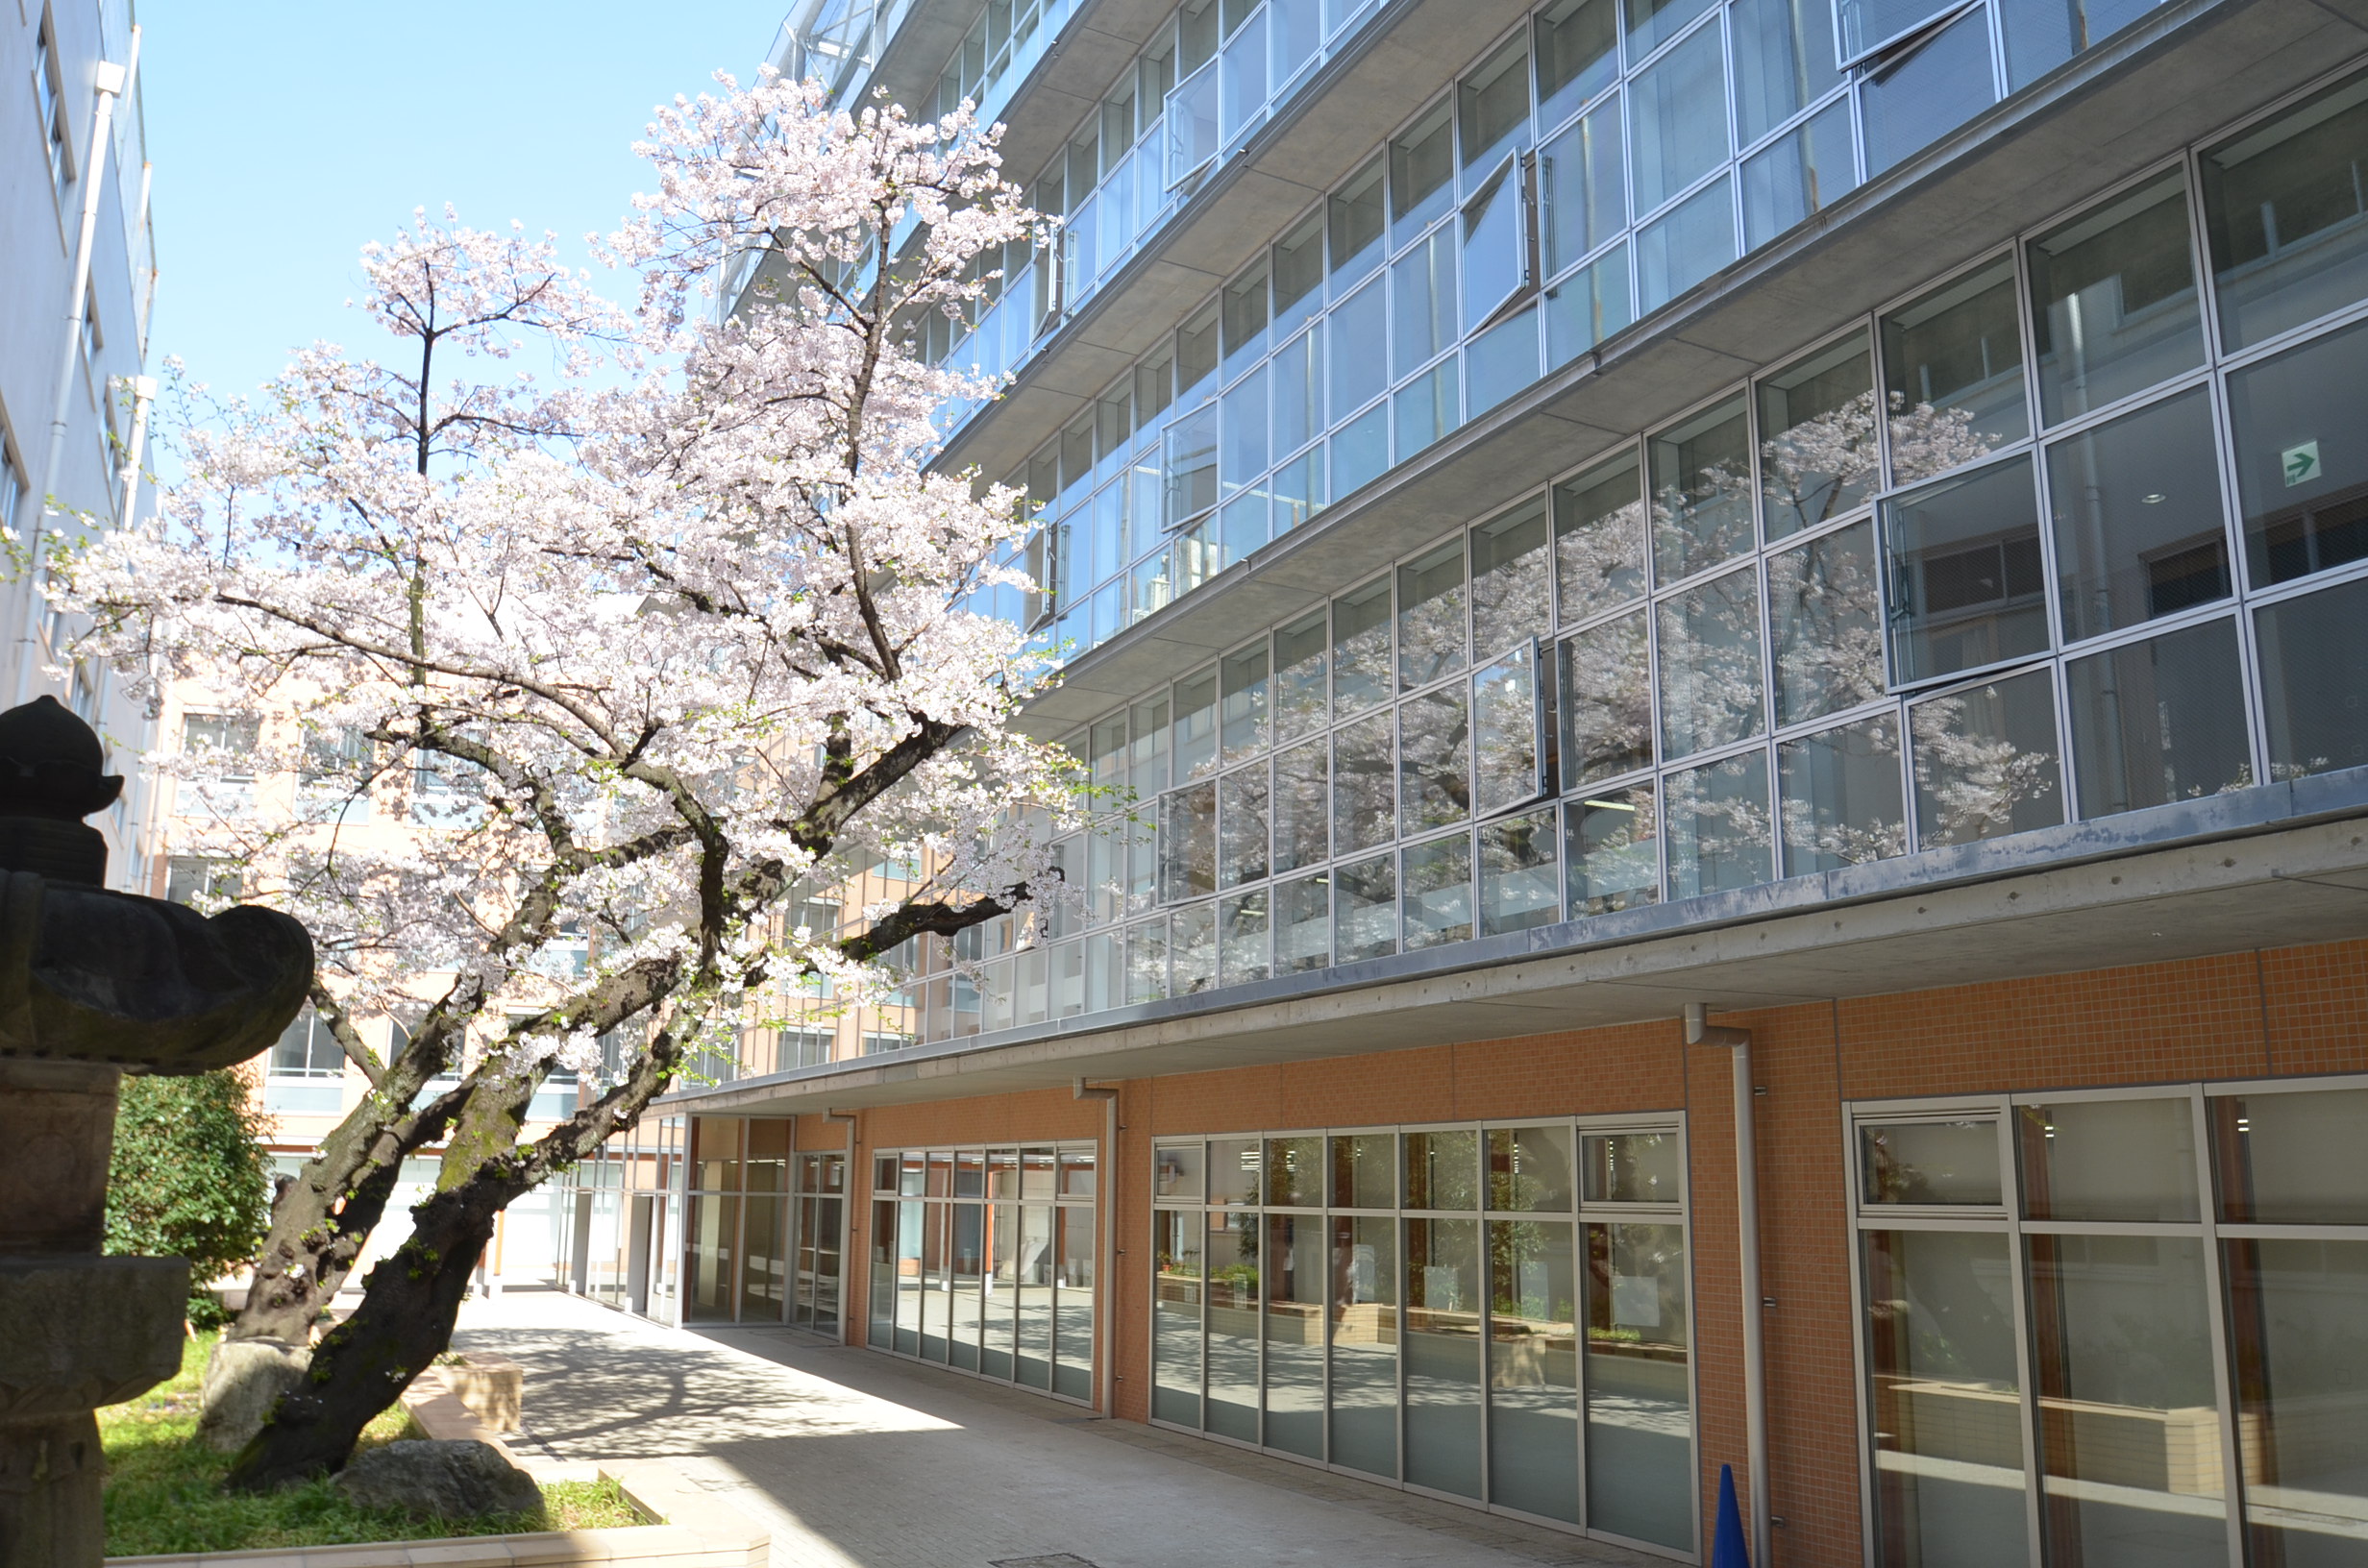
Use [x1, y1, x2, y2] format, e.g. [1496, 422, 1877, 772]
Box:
[137, 2, 788, 405]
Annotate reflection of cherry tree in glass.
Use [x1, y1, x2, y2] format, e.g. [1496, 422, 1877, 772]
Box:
[1666, 758, 1770, 884]
[1911, 695, 2058, 845]
[1779, 723, 1909, 867]
[1563, 614, 1651, 786]
[1883, 391, 2009, 487]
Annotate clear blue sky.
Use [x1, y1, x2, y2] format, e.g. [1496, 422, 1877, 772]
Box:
[137, 2, 788, 405]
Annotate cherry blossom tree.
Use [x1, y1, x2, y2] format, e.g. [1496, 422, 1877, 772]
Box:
[55, 72, 1076, 1488]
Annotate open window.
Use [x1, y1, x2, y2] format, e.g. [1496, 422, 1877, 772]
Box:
[1462, 154, 1540, 334]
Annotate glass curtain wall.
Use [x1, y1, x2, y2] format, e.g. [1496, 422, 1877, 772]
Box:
[559, 1113, 683, 1322]
[1852, 1077, 2368, 1568]
[866, 1142, 1101, 1402]
[929, 68, 2368, 1023]
[680, 1115, 846, 1328]
[1151, 1118, 1694, 1552]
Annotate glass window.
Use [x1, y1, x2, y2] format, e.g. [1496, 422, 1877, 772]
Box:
[1402, 832, 1474, 947]
[1837, 0, 1968, 61]
[2027, 171, 2205, 425]
[2066, 619, 2253, 817]
[1159, 781, 1217, 901]
[2225, 1236, 2368, 1562]
[1405, 1214, 1485, 1496]
[1334, 576, 1393, 717]
[1566, 783, 1661, 915]
[1584, 1129, 1683, 1201]
[1171, 901, 1216, 993]
[1463, 158, 1528, 333]
[1471, 498, 1551, 658]
[1473, 644, 1543, 814]
[1272, 211, 1325, 339]
[1585, 1221, 1693, 1550]
[2212, 1086, 2368, 1223]
[1155, 1142, 1207, 1200]
[1399, 686, 1471, 833]
[1468, 304, 1542, 416]
[2254, 576, 2368, 781]
[1997, 0, 2160, 92]
[1263, 1207, 1325, 1455]
[1769, 518, 1886, 724]
[1538, 0, 1618, 130]
[1151, 1209, 1202, 1425]
[1208, 1137, 1263, 1206]
[1273, 446, 1324, 535]
[1488, 1124, 1575, 1210]
[1733, 0, 1841, 144]
[1860, 12, 1998, 177]
[1332, 1132, 1396, 1207]
[1394, 227, 1458, 376]
[1779, 716, 1907, 873]
[1651, 396, 1755, 581]
[1460, 36, 1532, 172]
[1627, 0, 1715, 58]
[2046, 388, 2230, 642]
[1542, 101, 1627, 275]
[1203, 1208, 1259, 1436]
[1862, 1229, 2030, 1568]
[2021, 1095, 2201, 1222]
[2026, 1233, 2227, 1562]
[1222, 257, 1270, 377]
[1221, 368, 1269, 503]
[1665, 747, 1774, 897]
[1274, 870, 1329, 972]
[1392, 99, 1456, 248]
[1394, 357, 1461, 457]
[1334, 398, 1392, 498]
[1406, 1127, 1482, 1208]
[1174, 666, 1220, 780]
[1221, 647, 1270, 766]
[1334, 710, 1396, 854]
[1479, 808, 1560, 935]
[1560, 610, 1654, 788]
[1272, 738, 1329, 871]
[1860, 1118, 2003, 1204]
[2227, 314, 2368, 588]
[1884, 455, 2049, 684]
[1637, 173, 1736, 315]
[1488, 1216, 1579, 1522]
[2200, 72, 2368, 353]
[1272, 326, 1321, 457]
[1398, 538, 1468, 690]
[1273, 610, 1327, 741]
[1178, 301, 1221, 403]
[1330, 154, 1387, 286]
[1740, 99, 1860, 251]
[1545, 241, 1635, 367]
[1131, 694, 1172, 796]
[1760, 331, 1878, 539]
[1335, 851, 1398, 961]
[1909, 667, 2064, 845]
[1329, 277, 1389, 429]
[1556, 453, 1649, 616]
[1883, 257, 2030, 485]
[1164, 400, 1220, 526]
[1328, 1212, 1399, 1475]
[1218, 764, 1270, 887]
[1126, 918, 1170, 1002]
[1658, 566, 1766, 760]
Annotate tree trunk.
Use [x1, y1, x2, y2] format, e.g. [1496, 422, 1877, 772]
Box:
[222, 1177, 504, 1491]
[230, 1146, 407, 1348]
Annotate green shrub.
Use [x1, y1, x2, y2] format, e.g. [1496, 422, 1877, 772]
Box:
[105, 1069, 274, 1319]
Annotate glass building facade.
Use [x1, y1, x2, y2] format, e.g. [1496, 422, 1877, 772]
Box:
[1150, 1119, 1695, 1553]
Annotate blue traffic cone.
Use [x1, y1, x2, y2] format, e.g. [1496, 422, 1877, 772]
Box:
[1712, 1462, 1751, 1568]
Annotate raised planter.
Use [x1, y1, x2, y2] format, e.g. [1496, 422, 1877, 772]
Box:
[424, 1355, 523, 1434]
[104, 1459, 768, 1568]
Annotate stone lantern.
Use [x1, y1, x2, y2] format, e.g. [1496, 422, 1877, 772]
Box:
[0, 698, 312, 1567]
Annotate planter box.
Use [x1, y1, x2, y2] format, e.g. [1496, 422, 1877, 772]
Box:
[430, 1356, 523, 1434]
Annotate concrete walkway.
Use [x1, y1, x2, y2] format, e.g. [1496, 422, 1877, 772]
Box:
[451, 1289, 1657, 1568]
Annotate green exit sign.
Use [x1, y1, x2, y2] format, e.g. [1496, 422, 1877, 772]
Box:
[2282, 440, 2323, 487]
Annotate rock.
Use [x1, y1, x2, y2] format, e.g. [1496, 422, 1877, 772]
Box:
[334, 1439, 544, 1520]
[194, 1338, 310, 1452]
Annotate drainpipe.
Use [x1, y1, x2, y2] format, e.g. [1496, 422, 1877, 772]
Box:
[24, 30, 138, 706]
[117, 373, 156, 520]
[1074, 1077, 1120, 1420]
[1686, 1002, 1768, 1568]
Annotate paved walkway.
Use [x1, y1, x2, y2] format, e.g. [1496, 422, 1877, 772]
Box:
[451, 1289, 1657, 1568]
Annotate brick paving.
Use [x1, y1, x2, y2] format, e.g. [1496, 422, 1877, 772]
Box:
[454, 1289, 1656, 1568]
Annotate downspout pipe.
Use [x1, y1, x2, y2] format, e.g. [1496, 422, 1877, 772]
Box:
[1686, 1002, 1769, 1568]
[1074, 1077, 1120, 1420]
[24, 32, 137, 706]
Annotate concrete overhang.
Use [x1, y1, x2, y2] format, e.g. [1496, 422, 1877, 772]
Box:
[665, 770, 2368, 1116]
[998, 0, 2368, 738]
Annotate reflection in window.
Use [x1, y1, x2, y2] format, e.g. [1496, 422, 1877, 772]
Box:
[1560, 610, 1654, 789]
[1779, 716, 1907, 872]
[2225, 1236, 2368, 1562]
[1566, 784, 1660, 915]
[1394, 358, 1460, 459]
[1585, 1222, 1694, 1550]
[1480, 809, 1560, 935]
[1273, 610, 1328, 740]
[1399, 686, 1473, 833]
[1272, 210, 1325, 338]
[1272, 326, 1322, 457]
[1555, 454, 1649, 618]
[1860, 1118, 2003, 1204]
[1909, 668, 2063, 845]
[1860, 12, 1998, 177]
[1545, 242, 1635, 367]
[2026, 170, 2204, 426]
[1335, 851, 1397, 961]
[1274, 870, 1330, 972]
[1329, 277, 1389, 424]
[1333, 711, 1396, 854]
[1174, 666, 1219, 780]
[1272, 739, 1329, 871]
[1468, 305, 1542, 417]
[1537, 0, 1618, 129]
[1218, 765, 1269, 887]
[1489, 1214, 1580, 1521]
[2200, 71, 2368, 353]
[1770, 519, 1886, 725]
[1541, 102, 1626, 273]
[1658, 567, 1766, 760]
[1219, 890, 1269, 986]
[2044, 387, 2230, 641]
[1333, 576, 1394, 715]
[1221, 643, 1269, 762]
[1394, 227, 1459, 377]
[2227, 315, 2368, 588]
[1392, 100, 1456, 248]
[1740, 99, 1861, 251]
[2211, 1086, 2368, 1223]
[1626, 0, 1715, 62]
[2255, 575, 2368, 778]
[2066, 619, 2253, 818]
[1651, 396, 1755, 581]
[1470, 499, 1551, 658]
[1884, 455, 2049, 684]
[1399, 539, 1468, 690]
[1665, 748, 1773, 897]
[1164, 401, 1219, 525]
[1760, 331, 1878, 538]
[1152, 1210, 1202, 1424]
[1630, 23, 1728, 216]
[1882, 257, 2029, 485]
[1636, 173, 1737, 313]
[1731, 0, 1841, 143]
[1402, 833, 1475, 948]
[1460, 36, 1533, 173]
[1159, 782, 1217, 901]
[1172, 900, 1216, 993]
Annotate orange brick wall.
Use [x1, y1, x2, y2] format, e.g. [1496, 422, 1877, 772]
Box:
[805, 936, 2368, 1566]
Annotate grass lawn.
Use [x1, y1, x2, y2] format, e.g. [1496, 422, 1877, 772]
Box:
[101, 1331, 643, 1557]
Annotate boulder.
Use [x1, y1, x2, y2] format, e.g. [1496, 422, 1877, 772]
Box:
[194, 1338, 309, 1452]
[334, 1439, 544, 1520]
